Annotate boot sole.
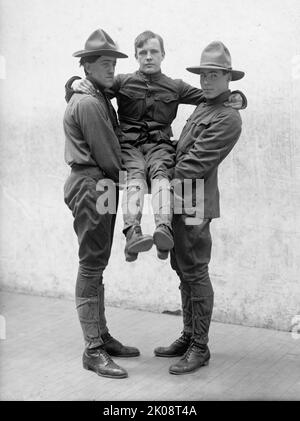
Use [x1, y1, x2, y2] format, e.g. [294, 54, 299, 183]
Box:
[154, 351, 186, 358]
[83, 362, 128, 379]
[126, 236, 153, 254]
[169, 360, 209, 375]
[154, 352, 184, 358]
[153, 231, 174, 251]
[108, 352, 140, 358]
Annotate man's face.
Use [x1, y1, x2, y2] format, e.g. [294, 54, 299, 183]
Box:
[136, 38, 165, 74]
[86, 56, 117, 88]
[200, 69, 230, 99]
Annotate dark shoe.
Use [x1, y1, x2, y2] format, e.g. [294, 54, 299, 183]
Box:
[169, 343, 210, 375]
[102, 333, 140, 358]
[125, 225, 153, 255]
[154, 333, 191, 357]
[153, 224, 174, 252]
[83, 346, 128, 379]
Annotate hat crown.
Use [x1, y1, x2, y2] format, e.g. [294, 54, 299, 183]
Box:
[85, 29, 117, 52]
[200, 41, 232, 70]
[72, 28, 128, 58]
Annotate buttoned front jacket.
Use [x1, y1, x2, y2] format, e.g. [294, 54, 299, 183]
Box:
[64, 85, 122, 182]
[175, 90, 242, 219]
[108, 70, 205, 144]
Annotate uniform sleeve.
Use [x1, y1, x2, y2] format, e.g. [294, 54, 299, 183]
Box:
[174, 111, 242, 180]
[178, 80, 206, 105]
[65, 76, 82, 103]
[231, 90, 248, 109]
[75, 97, 122, 181]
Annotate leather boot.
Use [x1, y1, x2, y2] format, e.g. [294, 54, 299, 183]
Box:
[154, 332, 191, 357]
[83, 346, 128, 378]
[76, 295, 103, 349]
[169, 342, 210, 375]
[151, 178, 173, 260]
[101, 332, 140, 358]
[98, 287, 140, 357]
[190, 293, 214, 347]
[124, 225, 153, 258]
[180, 282, 192, 338]
[169, 288, 213, 374]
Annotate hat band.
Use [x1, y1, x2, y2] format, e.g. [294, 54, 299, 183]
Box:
[200, 63, 232, 69]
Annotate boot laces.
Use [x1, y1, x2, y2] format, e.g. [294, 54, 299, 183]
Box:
[101, 348, 114, 364]
[183, 341, 205, 359]
[183, 343, 194, 360]
[134, 225, 142, 234]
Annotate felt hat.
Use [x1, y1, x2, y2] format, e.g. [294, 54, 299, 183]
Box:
[73, 28, 128, 58]
[186, 41, 244, 81]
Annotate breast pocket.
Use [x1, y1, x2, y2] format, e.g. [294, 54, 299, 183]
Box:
[180, 117, 211, 153]
[117, 88, 146, 120]
[153, 93, 179, 124]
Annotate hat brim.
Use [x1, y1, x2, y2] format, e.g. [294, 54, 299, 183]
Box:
[73, 49, 128, 58]
[186, 66, 244, 81]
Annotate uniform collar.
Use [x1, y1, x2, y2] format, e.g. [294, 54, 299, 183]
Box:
[137, 69, 162, 83]
[204, 90, 231, 106]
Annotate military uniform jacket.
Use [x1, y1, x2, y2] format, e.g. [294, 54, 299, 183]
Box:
[63, 81, 122, 182]
[108, 70, 205, 144]
[175, 90, 242, 219]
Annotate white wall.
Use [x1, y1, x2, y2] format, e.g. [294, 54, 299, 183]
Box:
[0, 0, 299, 331]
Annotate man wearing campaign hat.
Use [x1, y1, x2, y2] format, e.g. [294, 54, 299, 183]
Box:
[63, 29, 140, 379]
[65, 31, 247, 263]
[154, 41, 245, 375]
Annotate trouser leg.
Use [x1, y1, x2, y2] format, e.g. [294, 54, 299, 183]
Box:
[146, 142, 175, 230]
[189, 271, 214, 346]
[75, 267, 109, 348]
[64, 169, 117, 349]
[121, 143, 147, 233]
[151, 177, 173, 228]
[171, 216, 213, 345]
[179, 282, 193, 337]
[122, 178, 147, 233]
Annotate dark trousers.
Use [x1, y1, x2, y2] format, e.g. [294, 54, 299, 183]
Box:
[121, 141, 176, 232]
[64, 166, 118, 348]
[170, 217, 214, 346]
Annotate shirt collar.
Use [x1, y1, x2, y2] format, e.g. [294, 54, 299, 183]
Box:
[204, 90, 231, 106]
[137, 70, 162, 82]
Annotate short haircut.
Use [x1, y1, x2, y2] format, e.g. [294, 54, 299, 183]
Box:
[134, 30, 165, 56]
[79, 56, 101, 75]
